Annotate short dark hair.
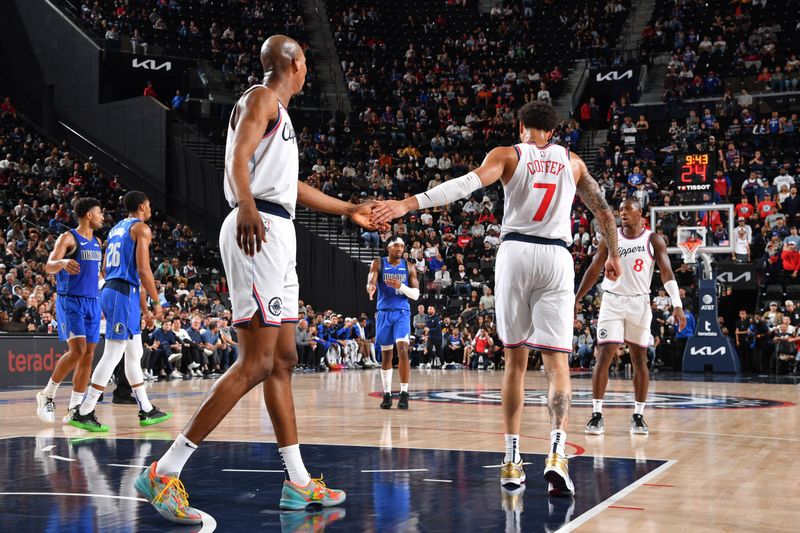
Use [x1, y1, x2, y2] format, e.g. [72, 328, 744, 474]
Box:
[517, 101, 559, 131]
[123, 191, 148, 213]
[74, 197, 101, 219]
[621, 198, 642, 211]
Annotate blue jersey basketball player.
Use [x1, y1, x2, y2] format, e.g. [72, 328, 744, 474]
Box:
[70, 191, 170, 432]
[36, 198, 104, 424]
[367, 236, 419, 410]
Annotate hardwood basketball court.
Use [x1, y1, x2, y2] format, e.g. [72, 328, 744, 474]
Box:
[1, 369, 797, 531]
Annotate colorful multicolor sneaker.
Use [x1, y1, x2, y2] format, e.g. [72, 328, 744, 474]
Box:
[138, 405, 171, 426]
[134, 462, 202, 525]
[279, 476, 347, 510]
[36, 391, 56, 424]
[69, 409, 109, 432]
[279, 508, 347, 533]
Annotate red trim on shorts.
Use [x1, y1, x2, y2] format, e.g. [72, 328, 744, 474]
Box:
[525, 342, 572, 354]
[252, 284, 269, 323]
[262, 112, 282, 138]
[501, 339, 528, 349]
[281, 318, 299, 323]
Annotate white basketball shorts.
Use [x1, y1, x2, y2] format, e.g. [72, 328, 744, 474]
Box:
[220, 208, 298, 327]
[596, 292, 652, 347]
[495, 240, 575, 354]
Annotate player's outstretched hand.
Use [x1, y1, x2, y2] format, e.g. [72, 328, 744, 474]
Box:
[62, 259, 81, 275]
[371, 199, 411, 225]
[604, 255, 622, 281]
[366, 283, 376, 300]
[673, 306, 687, 331]
[350, 202, 386, 231]
[236, 202, 266, 256]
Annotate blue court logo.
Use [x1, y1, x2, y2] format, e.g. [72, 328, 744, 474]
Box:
[386, 389, 793, 409]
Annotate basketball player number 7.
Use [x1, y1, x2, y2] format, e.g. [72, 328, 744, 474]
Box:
[531, 182, 556, 221]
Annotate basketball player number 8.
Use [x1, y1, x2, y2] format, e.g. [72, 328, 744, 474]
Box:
[106, 242, 121, 268]
[531, 182, 556, 221]
[633, 258, 644, 272]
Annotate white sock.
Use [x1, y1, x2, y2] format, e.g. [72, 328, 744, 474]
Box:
[380, 368, 393, 394]
[279, 444, 311, 486]
[551, 429, 567, 457]
[504, 434, 521, 463]
[400, 382, 409, 393]
[43, 378, 60, 399]
[592, 399, 603, 414]
[634, 401, 646, 416]
[132, 385, 153, 413]
[156, 433, 197, 477]
[79, 386, 103, 416]
[70, 390, 84, 409]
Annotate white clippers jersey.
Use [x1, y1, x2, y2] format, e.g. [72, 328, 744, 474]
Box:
[224, 87, 298, 217]
[602, 228, 655, 296]
[500, 143, 576, 244]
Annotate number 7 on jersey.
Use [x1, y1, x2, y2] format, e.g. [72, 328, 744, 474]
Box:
[531, 182, 557, 222]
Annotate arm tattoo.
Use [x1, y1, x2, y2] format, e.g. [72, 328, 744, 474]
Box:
[548, 391, 570, 430]
[576, 172, 619, 255]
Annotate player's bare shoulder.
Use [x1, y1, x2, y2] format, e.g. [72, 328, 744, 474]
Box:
[487, 144, 523, 185]
[233, 85, 277, 126]
[568, 151, 589, 183]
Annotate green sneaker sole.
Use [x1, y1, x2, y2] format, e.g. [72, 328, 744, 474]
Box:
[140, 412, 172, 426]
[68, 419, 109, 432]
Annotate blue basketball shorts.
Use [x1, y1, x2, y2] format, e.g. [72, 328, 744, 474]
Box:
[375, 309, 411, 349]
[56, 295, 101, 344]
[100, 281, 142, 340]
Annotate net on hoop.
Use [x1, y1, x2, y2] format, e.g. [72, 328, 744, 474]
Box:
[678, 238, 702, 264]
[676, 226, 707, 265]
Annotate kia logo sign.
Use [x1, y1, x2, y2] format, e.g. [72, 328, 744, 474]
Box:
[131, 58, 172, 71]
[595, 70, 633, 82]
[717, 271, 752, 284]
[689, 346, 726, 356]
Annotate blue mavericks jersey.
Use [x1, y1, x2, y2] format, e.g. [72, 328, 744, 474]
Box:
[56, 229, 102, 298]
[105, 217, 141, 286]
[377, 257, 410, 312]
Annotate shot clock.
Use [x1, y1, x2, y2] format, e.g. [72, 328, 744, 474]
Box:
[673, 152, 714, 203]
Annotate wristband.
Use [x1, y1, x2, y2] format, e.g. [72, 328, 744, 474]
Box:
[664, 280, 682, 308]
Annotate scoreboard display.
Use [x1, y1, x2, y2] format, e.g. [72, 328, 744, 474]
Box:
[674, 152, 714, 202]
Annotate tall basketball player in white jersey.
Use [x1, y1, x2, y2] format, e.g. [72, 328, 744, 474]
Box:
[136, 36, 377, 524]
[372, 102, 622, 497]
[576, 198, 686, 436]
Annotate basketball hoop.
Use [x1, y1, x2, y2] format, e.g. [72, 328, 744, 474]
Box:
[679, 238, 702, 264]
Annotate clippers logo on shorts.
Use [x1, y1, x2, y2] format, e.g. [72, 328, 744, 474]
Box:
[598, 329, 608, 339]
[113, 323, 126, 335]
[376, 389, 794, 409]
[268, 297, 283, 317]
